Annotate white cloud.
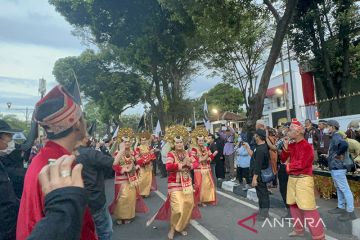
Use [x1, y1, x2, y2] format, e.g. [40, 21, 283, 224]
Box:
[0, 43, 83, 81]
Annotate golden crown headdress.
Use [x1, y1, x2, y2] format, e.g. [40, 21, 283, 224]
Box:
[117, 128, 134, 142]
[191, 127, 209, 139]
[164, 125, 189, 145]
[137, 131, 152, 140]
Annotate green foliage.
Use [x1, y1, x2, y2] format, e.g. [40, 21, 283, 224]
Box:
[52, 48, 144, 122]
[50, 0, 202, 126]
[119, 114, 142, 130]
[289, 0, 360, 117]
[160, 0, 271, 113]
[83, 100, 107, 136]
[200, 83, 244, 114]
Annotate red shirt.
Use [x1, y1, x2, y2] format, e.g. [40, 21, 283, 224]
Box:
[166, 151, 198, 192]
[190, 147, 214, 169]
[16, 141, 97, 240]
[280, 139, 314, 176]
[134, 146, 156, 166]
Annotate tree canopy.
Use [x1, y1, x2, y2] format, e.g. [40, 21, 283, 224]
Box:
[201, 83, 244, 114]
[50, 0, 202, 130]
[53, 49, 144, 124]
[289, 0, 360, 117]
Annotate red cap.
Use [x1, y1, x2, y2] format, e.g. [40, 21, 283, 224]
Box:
[290, 118, 304, 131]
[35, 85, 82, 135]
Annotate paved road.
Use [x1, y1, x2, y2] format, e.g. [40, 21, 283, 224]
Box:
[105, 177, 323, 240]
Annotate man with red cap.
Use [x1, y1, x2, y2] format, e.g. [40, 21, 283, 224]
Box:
[16, 85, 97, 240]
[280, 119, 325, 240]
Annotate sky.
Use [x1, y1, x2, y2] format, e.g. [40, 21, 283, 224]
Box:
[0, 0, 221, 120]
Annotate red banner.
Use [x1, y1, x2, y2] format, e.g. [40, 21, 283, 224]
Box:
[300, 71, 315, 105]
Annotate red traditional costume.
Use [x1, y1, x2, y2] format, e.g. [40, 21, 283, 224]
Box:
[109, 128, 148, 223]
[134, 133, 157, 197]
[191, 127, 217, 206]
[280, 119, 325, 240]
[147, 125, 201, 235]
[16, 86, 97, 240]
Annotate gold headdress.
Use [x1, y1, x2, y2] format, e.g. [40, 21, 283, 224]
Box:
[138, 131, 152, 140]
[117, 128, 134, 142]
[191, 127, 209, 140]
[164, 125, 189, 147]
[191, 126, 209, 148]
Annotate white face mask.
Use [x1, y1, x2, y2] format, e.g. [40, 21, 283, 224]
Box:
[323, 128, 329, 134]
[0, 140, 15, 155]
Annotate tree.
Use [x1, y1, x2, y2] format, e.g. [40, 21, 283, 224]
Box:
[119, 114, 142, 130]
[161, 0, 270, 113]
[83, 100, 107, 137]
[289, 0, 360, 117]
[49, 0, 202, 130]
[200, 83, 244, 114]
[52, 49, 144, 125]
[161, 0, 299, 132]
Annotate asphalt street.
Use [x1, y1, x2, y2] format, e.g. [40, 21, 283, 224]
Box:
[104, 176, 320, 240]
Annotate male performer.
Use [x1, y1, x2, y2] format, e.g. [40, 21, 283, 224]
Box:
[281, 119, 324, 239]
[16, 85, 97, 240]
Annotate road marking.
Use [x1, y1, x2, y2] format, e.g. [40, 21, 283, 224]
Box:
[154, 190, 219, 240]
[216, 190, 338, 240]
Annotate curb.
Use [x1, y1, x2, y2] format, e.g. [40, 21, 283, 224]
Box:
[219, 180, 360, 238]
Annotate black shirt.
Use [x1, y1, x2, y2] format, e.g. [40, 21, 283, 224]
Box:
[250, 143, 269, 176]
[76, 146, 114, 213]
[28, 187, 86, 240]
[209, 142, 218, 165]
[0, 160, 19, 240]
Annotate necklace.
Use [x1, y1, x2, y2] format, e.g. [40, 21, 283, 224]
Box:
[174, 150, 186, 162]
[121, 150, 133, 165]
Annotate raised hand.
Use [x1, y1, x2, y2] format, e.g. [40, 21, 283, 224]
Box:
[39, 155, 83, 196]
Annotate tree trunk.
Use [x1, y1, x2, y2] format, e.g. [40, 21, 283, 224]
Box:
[244, 0, 299, 132]
[337, 0, 352, 115]
[313, 7, 341, 116]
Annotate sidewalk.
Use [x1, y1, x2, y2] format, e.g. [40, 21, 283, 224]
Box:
[217, 179, 360, 239]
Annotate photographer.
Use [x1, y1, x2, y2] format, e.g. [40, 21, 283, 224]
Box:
[235, 137, 253, 190]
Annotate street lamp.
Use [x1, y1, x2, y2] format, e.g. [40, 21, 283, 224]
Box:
[6, 103, 34, 126]
[212, 108, 219, 121]
[275, 88, 283, 95]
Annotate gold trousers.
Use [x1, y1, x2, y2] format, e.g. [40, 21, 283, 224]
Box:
[170, 190, 194, 232]
[199, 170, 216, 203]
[138, 164, 153, 196]
[287, 176, 317, 210]
[114, 182, 136, 220]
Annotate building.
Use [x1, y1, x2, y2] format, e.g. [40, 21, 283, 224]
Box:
[260, 50, 315, 127]
[209, 111, 246, 133]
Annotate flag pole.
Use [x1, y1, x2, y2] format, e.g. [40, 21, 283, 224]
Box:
[193, 106, 197, 128]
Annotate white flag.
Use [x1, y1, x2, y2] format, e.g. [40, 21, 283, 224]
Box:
[154, 120, 162, 137]
[203, 99, 209, 121]
[112, 126, 119, 139]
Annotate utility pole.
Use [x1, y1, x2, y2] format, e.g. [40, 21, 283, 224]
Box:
[286, 36, 296, 115]
[280, 49, 291, 122]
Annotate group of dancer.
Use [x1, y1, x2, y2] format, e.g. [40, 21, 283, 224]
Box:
[109, 125, 218, 239]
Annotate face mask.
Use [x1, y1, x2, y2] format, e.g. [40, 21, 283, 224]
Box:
[0, 140, 15, 155]
[323, 128, 329, 134]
